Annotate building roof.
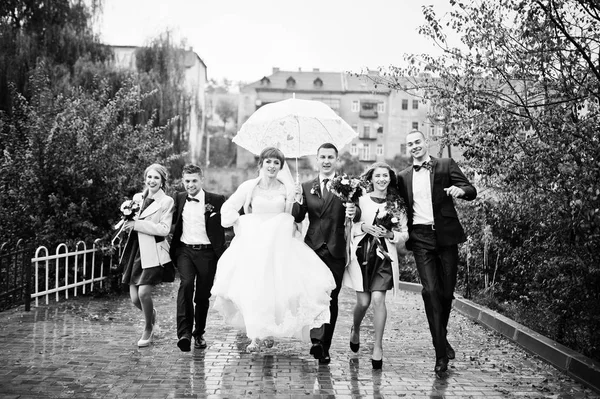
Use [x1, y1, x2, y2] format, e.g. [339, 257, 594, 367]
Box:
[243, 68, 390, 94]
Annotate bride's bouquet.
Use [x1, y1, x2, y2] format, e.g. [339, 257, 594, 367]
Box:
[326, 174, 366, 266]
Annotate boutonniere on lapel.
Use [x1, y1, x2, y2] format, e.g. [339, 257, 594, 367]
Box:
[310, 181, 321, 198]
[205, 203, 216, 217]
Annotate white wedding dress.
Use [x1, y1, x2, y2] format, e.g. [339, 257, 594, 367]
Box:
[211, 184, 335, 342]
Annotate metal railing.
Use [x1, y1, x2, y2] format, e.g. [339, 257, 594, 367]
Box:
[1, 237, 124, 310]
[0, 239, 33, 311]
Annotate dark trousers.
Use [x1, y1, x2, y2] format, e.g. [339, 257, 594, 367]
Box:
[310, 245, 345, 350]
[410, 227, 458, 360]
[176, 246, 217, 339]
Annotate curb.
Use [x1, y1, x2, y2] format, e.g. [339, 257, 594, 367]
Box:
[398, 281, 600, 394]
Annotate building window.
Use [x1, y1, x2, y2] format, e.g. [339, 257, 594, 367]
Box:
[412, 99, 419, 109]
[351, 100, 359, 112]
[363, 123, 371, 138]
[377, 102, 385, 113]
[352, 123, 358, 132]
[286, 76, 296, 88]
[351, 143, 358, 155]
[412, 121, 419, 130]
[313, 77, 323, 88]
[313, 97, 340, 113]
[402, 99, 408, 110]
[376, 144, 384, 156]
[360, 143, 371, 160]
[377, 125, 384, 134]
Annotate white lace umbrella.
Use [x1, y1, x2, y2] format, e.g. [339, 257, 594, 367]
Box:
[233, 98, 358, 179]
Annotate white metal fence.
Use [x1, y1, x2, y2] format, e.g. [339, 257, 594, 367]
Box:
[30, 238, 123, 306]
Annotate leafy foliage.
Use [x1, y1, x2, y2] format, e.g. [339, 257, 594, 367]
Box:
[0, 0, 111, 112]
[369, 0, 600, 361]
[0, 66, 170, 246]
[134, 32, 198, 155]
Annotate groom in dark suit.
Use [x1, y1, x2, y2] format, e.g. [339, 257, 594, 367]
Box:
[292, 143, 360, 364]
[397, 131, 476, 373]
[170, 164, 226, 352]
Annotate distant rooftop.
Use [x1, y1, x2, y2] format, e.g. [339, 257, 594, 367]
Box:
[243, 67, 390, 94]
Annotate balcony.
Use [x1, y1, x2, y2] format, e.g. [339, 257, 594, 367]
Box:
[359, 102, 379, 119]
[358, 132, 377, 140]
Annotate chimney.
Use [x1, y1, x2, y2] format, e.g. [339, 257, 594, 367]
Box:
[298, 67, 302, 72]
[272, 67, 280, 73]
[313, 68, 320, 72]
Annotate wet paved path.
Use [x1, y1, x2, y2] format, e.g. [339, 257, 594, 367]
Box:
[0, 281, 598, 398]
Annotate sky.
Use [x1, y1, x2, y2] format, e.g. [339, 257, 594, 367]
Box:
[97, 0, 456, 85]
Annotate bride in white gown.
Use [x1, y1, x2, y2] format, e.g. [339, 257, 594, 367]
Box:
[211, 147, 336, 350]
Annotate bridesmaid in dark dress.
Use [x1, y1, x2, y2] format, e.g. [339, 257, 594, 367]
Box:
[121, 163, 174, 347]
[343, 162, 408, 369]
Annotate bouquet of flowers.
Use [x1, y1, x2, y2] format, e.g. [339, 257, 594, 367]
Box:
[326, 174, 365, 204]
[365, 194, 407, 264]
[326, 174, 366, 266]
[374, 193, 406, 232]
[111, 197, 142, 245]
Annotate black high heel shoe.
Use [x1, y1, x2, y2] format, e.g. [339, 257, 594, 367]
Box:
[371, 358, 383, 369]
[349, 326, 359, 353]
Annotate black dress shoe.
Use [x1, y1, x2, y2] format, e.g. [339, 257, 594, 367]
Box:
[371, 358, 383, 369]
[446, 342, 455, 360]
[310, 342, 324, 359]
[350, 326, 359, 353]
[177, 336, 191, 352]
[194, 335, 207, 349]
[434, 357, 449, 373]
[318, 348, 331, 365]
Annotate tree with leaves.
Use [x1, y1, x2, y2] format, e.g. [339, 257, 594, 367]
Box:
[370, 0, 600, 361]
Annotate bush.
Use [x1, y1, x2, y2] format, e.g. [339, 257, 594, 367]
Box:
[0, 67, 171, 246]
[457, 196, 600, 362]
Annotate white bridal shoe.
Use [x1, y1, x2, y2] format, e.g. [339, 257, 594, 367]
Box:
[138, 328, 154, 347]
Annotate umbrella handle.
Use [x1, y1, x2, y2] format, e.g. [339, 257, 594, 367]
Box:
[295, 157, 299, 183]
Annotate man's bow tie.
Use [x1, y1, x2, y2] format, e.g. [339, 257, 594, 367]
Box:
[413, 161, 433, 172]
[186, 196, 200, 202]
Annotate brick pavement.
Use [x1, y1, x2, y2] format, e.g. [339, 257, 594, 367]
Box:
[0, 280, 598, 398]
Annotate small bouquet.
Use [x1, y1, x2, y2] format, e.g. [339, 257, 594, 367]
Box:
[367, 194, 407, 264]
[374, 194, 406, 232]
[310, 181, 321, 197]
[327, 174, 365, 204]
[111, 197, 142, 245]
[326, 174, 366, 266]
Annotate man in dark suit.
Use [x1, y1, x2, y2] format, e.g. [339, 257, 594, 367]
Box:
[292, 143, 360, 364]
[170, 164, 226, 352]
[397, 131, 477, 373]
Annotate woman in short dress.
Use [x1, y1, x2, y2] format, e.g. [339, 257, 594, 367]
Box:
[121, 163, 174, 347]
[343, 162, 408, 369]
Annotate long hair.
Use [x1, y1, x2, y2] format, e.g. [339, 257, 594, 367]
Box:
[144, 163, 168, 192]
[361, 162, 398, 195]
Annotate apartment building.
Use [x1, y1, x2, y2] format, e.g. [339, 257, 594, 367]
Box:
[237, 68, 442, 168]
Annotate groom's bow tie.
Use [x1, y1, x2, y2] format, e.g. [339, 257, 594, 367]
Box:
[186, 196, 200, 202]
[413, 161, 433, 172]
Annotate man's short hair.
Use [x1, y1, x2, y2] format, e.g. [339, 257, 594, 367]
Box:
[407, 130, 426, 140]
[182, 164, 203, 177]
[317, 142, 339, 156]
